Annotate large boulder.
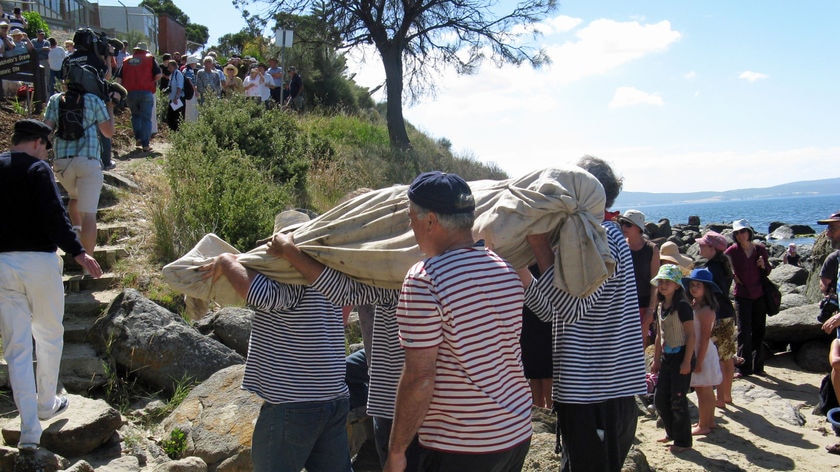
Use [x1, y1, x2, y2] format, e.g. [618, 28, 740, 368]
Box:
[794, 339, 831, 372]
[768, 264, 810, 286]
[89, 289, 244, 394]
[1, 395, 123, 457]
[194, 308, 253, 358]
[765, 303, 830, 345]
[161, 365, 260, 472]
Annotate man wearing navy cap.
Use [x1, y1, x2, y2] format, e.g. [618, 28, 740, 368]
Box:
[0, 119, 102, 452]
[384, 171, 532, 472]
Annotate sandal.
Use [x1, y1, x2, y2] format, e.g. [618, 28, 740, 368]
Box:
[827, 443, 840, 455]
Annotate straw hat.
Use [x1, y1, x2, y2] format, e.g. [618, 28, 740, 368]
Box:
[659, 241, 694, 272]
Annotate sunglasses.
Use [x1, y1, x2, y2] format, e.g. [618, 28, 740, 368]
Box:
[619, 221, 634, 228]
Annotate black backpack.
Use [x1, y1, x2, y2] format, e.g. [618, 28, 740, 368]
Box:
[56, 90, 88, 141]
[64, 61, 109, 101]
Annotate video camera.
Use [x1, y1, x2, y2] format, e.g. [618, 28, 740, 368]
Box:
[818, 297, 839, 323]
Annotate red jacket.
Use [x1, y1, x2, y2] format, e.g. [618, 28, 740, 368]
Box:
[121, 51, 159, 93]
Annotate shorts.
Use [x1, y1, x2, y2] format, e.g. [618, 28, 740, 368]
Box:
[52, 156, 103, 214]
[711, 317, 737, 360]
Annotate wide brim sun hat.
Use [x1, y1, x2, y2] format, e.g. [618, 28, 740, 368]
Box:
[659, 241, 694, 269]
[681, 268, 722, 293]
[732, 219, 754, 236]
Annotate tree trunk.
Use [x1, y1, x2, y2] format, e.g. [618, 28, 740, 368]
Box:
[380, 45, 411, 151]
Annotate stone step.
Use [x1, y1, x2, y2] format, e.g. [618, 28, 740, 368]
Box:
[59, 343, 108, 393]
[60, 244, 128, 271]
[64, 290, 120, 344]
[96, 222, 131, 246]
[0, 344, 107, 393]
[63, 272, 120, 293]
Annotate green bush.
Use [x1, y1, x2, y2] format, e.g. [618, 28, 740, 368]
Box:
[161, 96, 318, 253]
[160, 427, 187, 459]
[22, 12, 49, 39]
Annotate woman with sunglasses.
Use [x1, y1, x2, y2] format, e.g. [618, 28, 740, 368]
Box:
[617, 209, 660, 348]
[724, 219, 771, 378]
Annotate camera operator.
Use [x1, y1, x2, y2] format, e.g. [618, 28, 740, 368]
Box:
[62, 28, 123, 170]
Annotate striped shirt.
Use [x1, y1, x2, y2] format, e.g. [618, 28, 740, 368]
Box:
[523, 220, 647, 403]
[242, 273, 348, 404]
[397, 246, 532, 454]
[312, 268, 402, 418]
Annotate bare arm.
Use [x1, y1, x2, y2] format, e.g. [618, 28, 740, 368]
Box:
[384, 346, 438, 472]
[526, 233, 554, 274]
[199, 252, 257, 299]
[266, 231, 325, 284]
[98, 103, 115, 138]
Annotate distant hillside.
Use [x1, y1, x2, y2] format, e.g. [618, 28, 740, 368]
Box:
[615, 178, 840, 207]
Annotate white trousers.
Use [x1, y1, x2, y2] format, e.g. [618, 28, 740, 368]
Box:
[0, 252, 65, 444]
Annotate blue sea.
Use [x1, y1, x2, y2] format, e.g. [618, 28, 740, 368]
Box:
[617, 194, 840, 246]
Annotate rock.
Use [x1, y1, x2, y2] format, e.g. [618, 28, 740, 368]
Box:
[645, 219, 671, 239]
[93, 455, 142, 471]
[0, 395, 124, 457]
[151, 456, 208, 472]
[768, 263, 810, 286]
[65, 460, 96, 472]
[89, 289, 244, 394]
[687, 215, 700, 226]
[765, 303, 829, 344]
[0, 445, 70, 472]
[621, 446, 651, 472]
[768, 225, 794, 240]
[780, 293, 809, 311]
[794, 339, 831, 372]
[194, 308, 253, 358]
[733, 382, 805, 427]
[161, 365, 260, 472]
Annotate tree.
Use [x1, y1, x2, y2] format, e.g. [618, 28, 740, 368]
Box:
[185, 24, 209, 46]
[236, 0, 557, 150]
[140, 0, 209, 48]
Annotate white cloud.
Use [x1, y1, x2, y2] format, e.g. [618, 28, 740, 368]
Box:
[609, 86, 664, 108]
[533, 15, 583, 35]
[684, 70, 696, 79]
[739, 71, 768, 82]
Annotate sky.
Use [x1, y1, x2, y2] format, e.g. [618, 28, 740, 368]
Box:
[173, 0, 839, 193]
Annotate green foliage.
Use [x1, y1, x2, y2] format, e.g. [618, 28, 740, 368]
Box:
[161, 96, 317, 252]
[184, 24, 209, 47]
[22, 12, 48, 39]
[160, 427, 187, 459]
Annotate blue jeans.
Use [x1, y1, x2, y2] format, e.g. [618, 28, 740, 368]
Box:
[251, 397, 353, 472]
[127, 91, 154, 147]
[49, 69, 62, 95]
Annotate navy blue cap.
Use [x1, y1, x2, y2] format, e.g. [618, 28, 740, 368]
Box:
[14, 119, 52, 149]
[408, 171, 475, 215]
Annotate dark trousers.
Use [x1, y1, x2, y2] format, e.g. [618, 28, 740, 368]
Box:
[166, 101, 185, 132]
[654, 350, 694, 448]
[99, 132, 112, 168]
[345, 349, 368, 410]
[735, 296, 767, 375]
[554, 396, 638, 472]
[372, 416, 421, 471]
[417, 437, 530, 472]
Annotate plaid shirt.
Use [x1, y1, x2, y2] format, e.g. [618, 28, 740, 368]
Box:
[44, 92, 109, 160]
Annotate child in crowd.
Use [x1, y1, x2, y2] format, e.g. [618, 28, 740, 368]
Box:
[683, 268, 723, 435]
[651, 264, 695, 453]
[697, 230, 739, 408]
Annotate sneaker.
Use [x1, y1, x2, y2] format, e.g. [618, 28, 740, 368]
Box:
[38, 395, 69, 420]
[103, 162, 117, 171]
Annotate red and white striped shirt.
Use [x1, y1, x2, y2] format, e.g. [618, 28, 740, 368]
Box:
[397, 245, 532, 454]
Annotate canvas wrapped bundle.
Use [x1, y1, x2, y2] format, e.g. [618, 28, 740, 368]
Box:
[163, 167, 616, 309]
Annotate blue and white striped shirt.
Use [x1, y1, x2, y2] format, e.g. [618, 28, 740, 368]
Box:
[524, 220, 647, 403]
[243, 273, 348, 404]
